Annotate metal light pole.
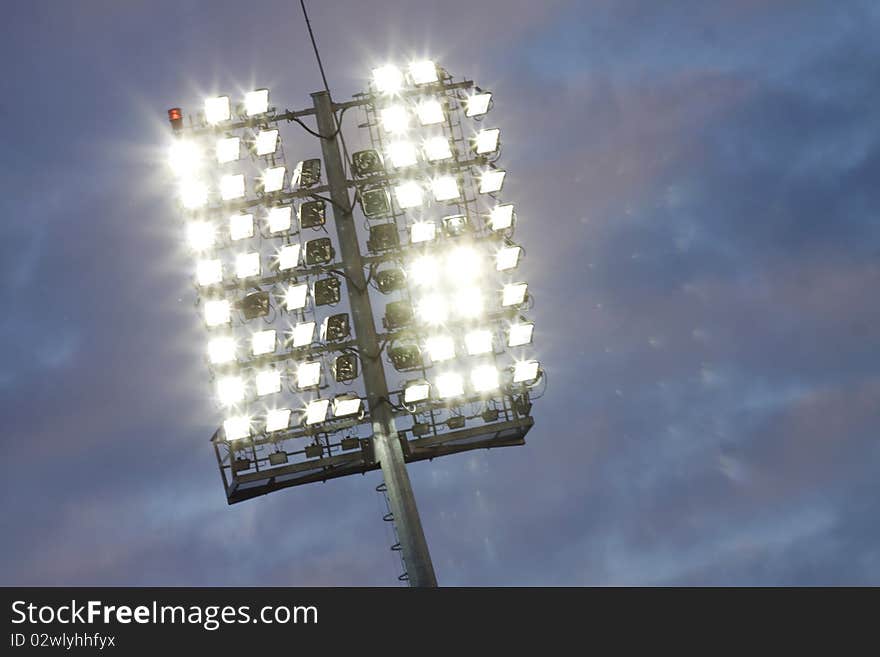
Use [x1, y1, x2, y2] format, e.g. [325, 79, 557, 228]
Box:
[312, 91, 437, 587]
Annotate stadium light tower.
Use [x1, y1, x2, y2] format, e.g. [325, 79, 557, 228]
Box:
[163, 61, 543, 587]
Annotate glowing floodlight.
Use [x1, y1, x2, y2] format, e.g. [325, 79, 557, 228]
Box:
[403, 380, 431, 404]
[291, 321, 315, 348]
[423, 136, 452, 162]
[446, 246, 482, 282]
[251, 329, 276, 356]
[473, 128, 500, 154]
[471, 365, 499, 393]
[431, 175, 459, 201]
[513, 360, 541, 384]
[297, 361, 321, 388]
[502, 282, 528, 307]
[410, 221, 436, 244]
[333, 394, 362, 418]
[223, 416, 251, 441]
[409, 60, 438, 85]
[380, 105, 409, 133]
[262, 166, 285, 193]
[220, 174, 245, 201]
[479, 169, 506, 194]
[204, 95, 230, 124]
[266, 206, 292, 233]
[235, 252, 260, 279]
[217, 375, 245, 406]
[455, 286, 484, 319]
[304, 398, 329, 425]
[255, 129, 279, 156]
[489, 204, 514, 231]
[168, 140, 202, 177]
[179, 179, 208, 209]
[216, 137, 240, 164]
[244, 88, 270, 116]
[277, 243, 301, 271]
[230, 213, 254, 241]
[255, 369, 281, 396]
[373, 65, 404, 94]
[508, 322, 534, 347]
[284, 283, 308, 310]
[394, 181, 423, 209]
[496, 246, 522, 271]
[186, 221, 216, 251]
[196, 259, 223, 286]
[208, 336, 236, 364]
[387, 140, 418, 168]
[417, 294, 448, 325]
[265, 408, 291, 433]
[409, 255, 439, 286]
[465, 329, 493, 355]
[435, 372, 464, 399]
[204, 299, 231, 327]
[415, 99, 444, 126]
[426, 335, 455, 362]
[465, 92, 492, 117]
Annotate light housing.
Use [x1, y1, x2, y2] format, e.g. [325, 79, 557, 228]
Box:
[333, 354, 358, 382]
[216, 137, 240, 164]
[375, 268, 406, 294]
[186, 221, 216, 251]
[255, 129, 279, 156]
[435, 372, 464, 399]
[251, 329, 276, 356]
[223, 416, 251, 441]
[471, 365, 499, 393]
[373, 65, 404, 94]
[368, 223, 400, 252]
[415, 99, 444, 126]
[261, 166, 286, 193]
[321, 313, 350, 341]
[297, 361, 322, 388]
[196, 259, 223, 287]
[240, 291, 270, 320]
[220, 174, 245, 201]
[384, 300, 413, 329]
[292, 159, 321, 188]
[403, 380, 430, 403]
[465, 92, 492, 117]
[333, 394, 362, 418]
[217, 375, 245, 406]
[313, 277, 341, 306]
[387, 140, 418, 168]
[208, 336, 236, 364]
[410, 221, 436, 243]
[416, 294, 448, 325]
[244, 88, 270, 116]
[394, 181, 423, 209]
[479, 169, 506, 194]
[235, 252, 261, 279]
[473, 128, 500, 154]
[507, 322, 534, 347]
[265, 408, 291, 433]
[409, 60, 438, 85]
[502, 282, 528, 307]
[489, 204, 515, 231]
[513, 360, 541, 384]
[431, 176, 459, 201]
[465, 329, 493, 355]
[255, 369, 282, 396]
[290, 321, 315, 348]
[299, 200, 326, 229]
[360, 187, 391, 218]
[352, 149, 384, 176]
[304, 399, 330, 425]
[442, 214, 470, 237]
[266, 206, 292, 234]
[305, 237, 334, 265]
[389, 344, 422, 371]
[204, 96, 231, 124]
[204, 299, 231, 327]
[496, 246, 522, 271]
[380, 105, 409, 133]
[277, 243, 301, 271]
[426, 335, 455, 362]
[230, 213, 254, 241]
[423, 136, 452, 162]
[284, 283, 308, 310]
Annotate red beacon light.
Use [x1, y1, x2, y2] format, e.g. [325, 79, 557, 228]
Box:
[168, 107, 183, 131]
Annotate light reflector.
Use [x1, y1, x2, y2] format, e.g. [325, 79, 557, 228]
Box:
[380, 105, 409, 133]
[224, 416, 251, 441]
[502, 282, 528, 307]
[284, 284, 308, 310]
[423, 136, 452, 161]
[230, 213, 254, 240]
[244, 88, 270, 116]
[291, 321, 315, 347]
[426, 335, 455, 362]
[431, 175, 459, 201]
[410, 221, 436, 243]
[409, 255, 439, 286]
[208, 336, 236, 364]
[204, 96, 231, 124]
[219, 174, 245, 201]
[436, 372, 464, 399]
[387, 140, 418, 168]
[513, 360, 541, 384]
[455, 286, 484, 319]
[394, 181, 423, 209]
[235, 252, 260, 279]
[496, 246, 522, 271]
[416, 99, 444, 125]
[262, 166, 285, 193]
[186, 221, 215, 251]
[304, 398, 329, 425]
[417, 294, 448, 324]
[373, 65, 404, 94]
[196, 259, 223, 286]
[255, 129, 279, 156]
[168, 141, 201, 177]
[479, 169, 506, 194]
[216, 137, 240, 164]
[471, 365, 499, 393]
[508, 322, 534, 347]
[403, 380, 430, 404]
[179, 179, 208, 209]
[251, 329, 276, 356]
[333, 395, 362, 418]
[465, 329, 493, 355]
[217, 375, 245, 406]
[465, 92, 492, 117]
[266, 206, 292, 233]
[474, 128, 500, 154]
[255, 369, 281, 396]
[489, 204, 515, 231]
[277, 243, 301, 271]
[265, 408, 291, 433]
[409, 60, 438, 84]
[297, 361, 321, 388]
[204, 299, 231, 327]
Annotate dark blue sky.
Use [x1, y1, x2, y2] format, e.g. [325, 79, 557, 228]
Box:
[1, 0, 878, 585]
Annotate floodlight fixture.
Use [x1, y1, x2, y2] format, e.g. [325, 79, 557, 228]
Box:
[266, 206, 292, 234]
[415, 99, 444, 126]
[360, 187, 391, 218]
[220, 174, 246, 201]
[230, 213, 254, 240]
[333, 394, 363, 418]
[403, 380, 430, 404]
[455, 287, 484, 319]
[217, 375, 245, 406]
[186, 221, 216, 252]
[496, 246, 522, 271]
[423, 136, 452, 162]
[291, 321, 315, 348]
[205, 95, 231, 124]
[471, 365, 499, 393]
[196, 259, 223, 287]
[313, 277, 341, 306]
[261, 166, 286, 193]
[447, 415, 465, 429]
[502, 282, 528, 307]
[445, 246, 482, 282]
[179, 179, 208, 209]
[375, 268, 406, 294]
[255, 369, 282, 397]
[417, 294, 449, 325]
[305, 237, 334, 265]
[240, 291, 270, 320]
[277, 243, 301, 271]
[223, 415, 251, 441]
[435, 372, 464, 399]
[265, 408, 291, 433]
[352, 149, 384, 176]
[368, 223, 400, 252]
[204, 299, 231, 327]
[208, 336, 236, 364]
[255, 129, 279, 156]
[168, 140, 202, 177]
[333, 354, 358, 382]
[410, 221, 436, 244]
[292, 159, 322, 188]
[384, 300, 414, 329]
[489, 204, 515, 231]
[235, 252, 261, 279]
[473, 128, 500, 155]
[304, 398, 330, 425]
[409, 60, 438, 85]
[513, 360, 541, 385]
[408, 255, 439, 287]
[216, 137, 240, 164]
[465, 329, 493, 355]
[387, 140, 418, 168]
[465, 92, 492, 117]
[380, 105, 409, 133]
[394, 181, 423, 209]
[479, 169, 506, 194]
[373, 65, 404, 94]
[251, 329, 276, 356]
[507, 322, 534, 347]
[297, 360, 322, 388]
[244, 88, 270, 116]
[284, 283, 308, 310]
[321, 313, 350, 341]
[299, 200, 326, 229]
[389, 344, 423, 371]
[442, 214, 469, 237]
[426, 335, 455, 362]
[431, 175, 460, 201]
